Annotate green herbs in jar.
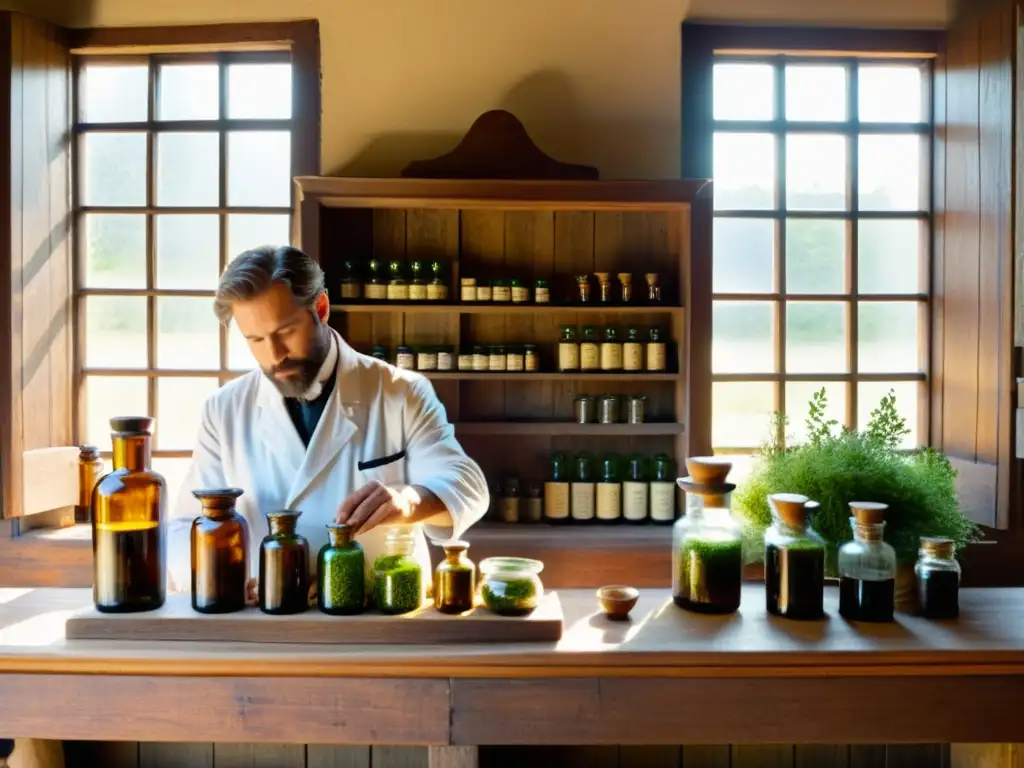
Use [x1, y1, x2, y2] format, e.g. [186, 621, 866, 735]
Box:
[479, 556, 544, 616]
[317, 523, 365, 615]
[372, 553, 423, 615]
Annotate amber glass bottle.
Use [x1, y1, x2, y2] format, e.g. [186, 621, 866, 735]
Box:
[191, 488, 249, 614]
[259, 510, 310, 615]
[91, 416, 166, 613]
[76, 444, 104, 523]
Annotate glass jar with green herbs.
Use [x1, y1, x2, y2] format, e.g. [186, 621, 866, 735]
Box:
[317, 523, 365, 615]
[372, 525, 423, 615]
[434, 540, 475, 614]
[479, 557, 544, 616]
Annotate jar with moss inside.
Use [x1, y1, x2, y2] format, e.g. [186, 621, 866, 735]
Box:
[317, 522, 365, 615]
[672, 458, 743, 614]
[479, 557, 544, 616]
[764, 493, 825, 620]
[372, 525, 423, 614]
[434, 540, 476, 614]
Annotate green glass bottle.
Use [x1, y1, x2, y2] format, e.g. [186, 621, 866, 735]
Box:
[544, 452, 571, 524]
[428, 260, 449, 301]
[408, 260, 428, 301]
[596, 453, 622, 523]
[624, 454, 650, 524]
[365, 258, 387, 301]
[317, 523, 365, 615]
[571, 451, 596, 522]
[339, 259, 362, 301]
[651, 453, 677, 524]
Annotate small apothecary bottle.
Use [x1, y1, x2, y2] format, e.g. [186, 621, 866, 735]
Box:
[76, 444, 104, 523]
[460, 277, 477, 302]
[434, 540, 475, 614]
[427, 260, 448, 301]
[259, 510, 309, 615]
[510, 278, 530, 303]
[575, 274, 592, 304]
[471, 345, 488, 371]
[558, 325, 580, 372]
[596, 453, 623, 523]
[340, 260, 362, 300]
[618, 273, 633, 303]
[92, 417, 166, 613]
[525, 482, 544, 523]
[191, 487, 249, 614]
[838, 502, 896, 623]
[645, 273, 662, 303]
[623, 327, 644, 371]
[476, 279, 493, 302]
[396, 345, 415, 370]
[580, 326, 600, 372]
[623, 453, 649, 524]
[647, 327, 667, 371]
[600, 326, 623, 371]
[915, 537, 960, 619]
[387, 259, 409, 301]
[764, 493, 825, 620]
[373, 525, 423, 615]
[408, 260, 428, 301]
[571, 451, 597, 522]
[595, 272, 613, 303]
[492, 278, 512, 303]
[480, 557, 544, 616]
[672, 457, 742, 614]
[500, 475, 521, 523]
[317, 522, 365, 615]
[544, 451, 571, 523]
[371, 345, 389, 362]
[523, 343, 539, 372]
[534, 278, 550, 304]
[488, 344, 507, 371]
[650, 453, 677, 524]
[365, 259, 387, 301]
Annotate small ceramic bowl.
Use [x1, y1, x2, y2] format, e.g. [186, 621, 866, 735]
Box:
[597, 585, 640, 621]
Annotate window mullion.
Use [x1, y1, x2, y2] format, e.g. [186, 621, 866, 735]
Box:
[219, 54, 229, 383]
[848, 59, 860, 431]
[774, 56, 787, 448]
[146, 55, 158, 427]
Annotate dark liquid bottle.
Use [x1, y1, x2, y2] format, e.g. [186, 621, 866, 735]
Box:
[915, 537, 960, 619]
[259, 510, 309, 615]
[317, 523, 365, 615]
[837, 502, 896, 623]
[191, 488, 249, 614]
[91, 416, 166, 613]
[764, 493, 825, 620]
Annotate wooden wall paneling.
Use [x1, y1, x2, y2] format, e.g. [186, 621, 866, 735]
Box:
[426, 746, 478, 768]
[62, 740, 139, 768]
[305, 745, 371, 768]
[368, 209, 406, 354]
[884, 744, 947, 767]
[139, 742, 214, 768]
[731, 745, 794, 768]
[618, 746, 681, 767]
[6, 13, 25, 519]
[686, 199, 712, 459]
[212, 743, 304, 768]
[949, 744, 1024, 768]
[679, 745, 731, 767]
[847, 746, 886, 768]
[794, 745, 849, 768]
[932, 35, 948, 453]
[370, 746, 428, 768]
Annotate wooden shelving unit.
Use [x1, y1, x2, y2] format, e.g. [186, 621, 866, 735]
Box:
[330, 302, 684, 316]
[452, 422, 685, 436]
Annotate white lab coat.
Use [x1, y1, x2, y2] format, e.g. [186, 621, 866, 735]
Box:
[166, 329, 490, 596]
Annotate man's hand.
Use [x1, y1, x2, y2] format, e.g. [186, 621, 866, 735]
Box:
[245, 577, 259, 607]
[335, 481, 416, 536]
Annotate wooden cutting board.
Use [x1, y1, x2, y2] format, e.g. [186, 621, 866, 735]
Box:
[65, 592, 564, 644]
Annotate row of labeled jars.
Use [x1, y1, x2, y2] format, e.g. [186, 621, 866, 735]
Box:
[559, 326, 668, 372]
[340, 259, 450, 302]
[673, 458, 961, 621]
[370, 343, 542, 373]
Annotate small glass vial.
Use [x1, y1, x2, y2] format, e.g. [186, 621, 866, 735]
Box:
[623, 454, 649, 523]
[916, 537, 960, 619]
[259, 510, 309, 615]
[575, 274, 592, 304]
[580, 326, 600, 372]
[489, 345, 507, 371]
[501, 475, 521, 523]
[510, 278, 529, 303]
[596, 453, 623, 523]
[558, 325, 580, 372]
[387, 259, 409, 301]
[417, 346, 438, 371]
[365, 258, 387, 301]
[647, 327, 668, 372]
[428, 260, 448, 301]
[618, 272, 633, 303]
[317, 522, 365, 615]
[544, 452, 571, 523]
[523, 343, 539, 372]
[838, 502, 897, 623]
[408, 260, 428, 301]
[373, 525, 423, 614]
[645, 272, 662, 303]
[571, 451, 596, 522]
[492, 279, 512, 303]
[534, 278, 550, 304]
[395, 345, 416, 370]
[476, 280, 493, 302]
[764, 494, 826, 620]
[600, 326, 623, 371]
[340, 260, 362, 301]
[506, 345, 525, 372]
[525, 482, 544, 523]
[623, 327, 644, 371]
[472, 345, 488, 371]
[460, 277, 478, 302]
[650, 453, 677, 524]
[371, 345, 389, 362]
[595, 272, 613, 304]
[191, 488, 249, 614]
[437, 346, 455, 371]
[434, 540, 476, 614]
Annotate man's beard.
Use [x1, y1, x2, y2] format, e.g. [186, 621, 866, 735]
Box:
[263, 325, 331, 399]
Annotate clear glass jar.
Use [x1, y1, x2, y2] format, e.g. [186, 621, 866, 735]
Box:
[838, 502, 896, 623]
[600, 326, 623, 371]
[580, 326, 600, 372]
[434, 540, 475, 614]
[618, 272, 633, 303]
[764, 493, 825, 620]
[534, 278, 550, 304]
[408, 260, 428, 301]
[191, 488, 249, 614]
[489, 344, 507, 371]
[672, 458, 742, 614]
[317, 522, 365, 615]
[480, 557, 544, 616]
[373, 525, 423, 615]
[460, 277, 478, 302]
[259, 510, 310, 615]
[510, 278, 529, 303]
[492, 279, 512, 303]
[574, 274, 591, 304]
[558, 325, 580, 372]
[645, 272, 662, 303]
[523, 343, 539, 372]
[595, 272, 613, 303]
[915, 537, 960, 619]
[387, 259, 409, 301]
[365, 258, 387, 300]
[340, 259, 362, 300]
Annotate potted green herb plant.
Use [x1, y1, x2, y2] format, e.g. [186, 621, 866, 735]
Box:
[734, 389, 979, 604]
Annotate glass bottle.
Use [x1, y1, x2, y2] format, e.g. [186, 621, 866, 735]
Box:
[523, 343, 539, 372]
[416, 345, 438, 371]
[492, 278, 512, 303]
[534, 278, 550, 304]
[191, 487, 249, 614]
[488, 344, 507, 371]
[672, 457, 742, 614]
[544, 451, 571, 524]
[476, 280, 493, 302]
[365, 258, 387, 300]
[510, 277, 530, 303]
[387, 259, 409, 301]
[458, 347, 474, 371]
[915, 537, 960, 620]
[436, 346, 454, 371]
[480, 557, 544, 616]
[645, 272, 662, 303]
[580, 326, 600, 372]
[505, 345, 525, 373]
[500, 475, 521, 523]
[408, 260, 428, 301]
[434, 540, 475, 614]
[571, 451, 596, 522]
[764, 493, 826, 620]
[623, 327, 644, 372]
[460, 277, 477, 302]
[428, 260, 449, 301]
[373, 525, 423, 614]
[650, 453, 677, 524]
[647, 327, 667, 372]
[838, 502, 897, 622]
[395, 345, 415, 370]
[623, 454, 649, 524]
[317, 522, 365, 615]
[595, 272, 613, 303]
[340, 259, 362, 301]
[371, 345, 389, 362]
[76, 444, 104, 523]
[258, 509, 309, 615]
[618, 273, 634, 303]
[472, 344, 488, 372]
[600, 326, 623, 371]
[558, 325, 580, 372]
[91, 416, 166, 613]
[575, 274, 592, 304]
[525, 482, 544, 523]
[596, 453, 622, 523]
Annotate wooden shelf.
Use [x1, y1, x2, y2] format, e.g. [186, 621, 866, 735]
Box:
[424, 372, 680, 382]
[469, 521, 671, 549]
[454, 422, 684, 436]
[330, 302, 682, 315]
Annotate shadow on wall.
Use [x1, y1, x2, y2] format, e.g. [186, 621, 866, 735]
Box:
[331, 69, 680, 179]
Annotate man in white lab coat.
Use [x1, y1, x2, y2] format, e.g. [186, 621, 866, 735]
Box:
[166, 245, 490, 597]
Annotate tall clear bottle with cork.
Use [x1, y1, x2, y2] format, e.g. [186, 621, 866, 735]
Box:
[838, 501, 896, 622]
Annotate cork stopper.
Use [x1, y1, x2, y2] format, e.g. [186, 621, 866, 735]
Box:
[326, 522, 354, 546]
[849, 501, 888, 525]
[685, 456, 732, 486]
[109, 416, 155, 436]
[921, 537, 955, 558]
[768, 493, 814, 528]
[78, 444, 100, 461]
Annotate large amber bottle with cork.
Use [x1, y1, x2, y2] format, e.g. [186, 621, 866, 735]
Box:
[91, 416, 166, 613]
[191, 488, 249, 614]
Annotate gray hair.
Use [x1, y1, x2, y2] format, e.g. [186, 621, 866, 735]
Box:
[214, 245, 326, 326]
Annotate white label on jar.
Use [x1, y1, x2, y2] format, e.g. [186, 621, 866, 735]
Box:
[365, 283, 387, 300]
[416, 352, 437, 370]
[473, 354, 489, 371]
[596, 482, 622, 521]
[492, 286, 512, 302]
[544, 482, 569, 520]
[623, 343, 644, 371]
[458, 354, 474, 370]
[396, 352, 415, 370]
[437, 351, 454, 370]
[340, 283, 361, 299]
[477, 286, 493, 301]
[427, 283, 448, 301]
[647, 342, 667, 371]
[558, 343, 580, 371]
[506, 353, 524, 371]
[525, 352, 538, 371]
[461, 286, 477, 302]
[571, 483, 595, 520]
[600, 343, 623, 371]
[489, 355, 506, 371]
[409, 284, 428, 301]
[387, 284, 409, 301]
[623, 481, 649, 521]
[511, 286, 529, 303]
[535, 286, 550, 303]
[580, 343, 600, 371]
[650, 482, 676, 521]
